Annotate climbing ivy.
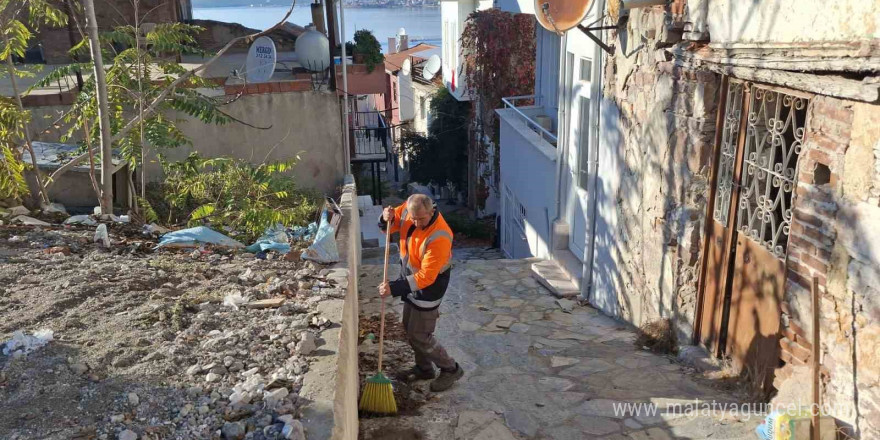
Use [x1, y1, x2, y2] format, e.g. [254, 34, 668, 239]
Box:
[460, 9, 535, 209]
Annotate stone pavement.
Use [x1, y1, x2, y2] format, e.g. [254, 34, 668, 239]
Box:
[359, 251, 761, 439]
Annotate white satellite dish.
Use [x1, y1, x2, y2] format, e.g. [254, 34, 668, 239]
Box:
[422, 54, 440, 81]
[246, 36, 276, 83]
[401, 58, 411, 76]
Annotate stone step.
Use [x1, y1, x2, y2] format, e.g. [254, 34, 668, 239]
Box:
[531, 259, 579, 299]
[553, 248, 583, 290]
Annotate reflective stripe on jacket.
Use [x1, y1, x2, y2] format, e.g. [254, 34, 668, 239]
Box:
[378, 203, 453, 311]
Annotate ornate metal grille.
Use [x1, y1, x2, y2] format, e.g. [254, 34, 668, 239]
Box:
[713, 81, 745, 225]
[736, 86, 808, 259]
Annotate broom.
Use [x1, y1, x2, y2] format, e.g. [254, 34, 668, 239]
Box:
[359, 222, 398, 415]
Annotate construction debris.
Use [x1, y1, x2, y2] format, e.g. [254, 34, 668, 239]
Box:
[0, 221, 346, 439]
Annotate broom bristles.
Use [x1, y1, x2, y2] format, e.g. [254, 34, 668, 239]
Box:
[359, 372, 398, 414]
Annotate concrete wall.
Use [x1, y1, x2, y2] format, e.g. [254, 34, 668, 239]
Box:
[147, 90, 346, 196]
[299, 175, 360, 440]
[707, 0, 879, 45]
[331, 175, 360, 440]
[596, 8, 720, 341]
[498, 108, 557, 259]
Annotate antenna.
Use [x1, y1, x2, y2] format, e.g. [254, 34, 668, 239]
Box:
[246, 36, 277, 83]
[422, 54, 440, 81]
[534, 0, 595, 34]
[401, 58, 411, 76]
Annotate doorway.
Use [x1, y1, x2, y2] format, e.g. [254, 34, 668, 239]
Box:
[697, 79, 809, 382]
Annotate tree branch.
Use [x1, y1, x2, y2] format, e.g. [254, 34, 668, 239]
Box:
[110, 0, 296, 145]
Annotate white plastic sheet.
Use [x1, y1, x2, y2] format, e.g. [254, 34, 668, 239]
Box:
[3, 329, 54, 357]
[301, 209, 339, 264]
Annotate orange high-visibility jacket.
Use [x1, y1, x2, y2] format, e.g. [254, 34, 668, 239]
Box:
[379, 202, 454, 311]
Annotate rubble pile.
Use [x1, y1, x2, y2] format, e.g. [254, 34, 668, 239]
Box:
[0, 222, 344, 440]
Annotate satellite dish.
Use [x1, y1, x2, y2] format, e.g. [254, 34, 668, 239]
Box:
[401, 58, 411, 76]
[246, 36, 276, 83]
[296, 28, 330, 72]
[534, 0, 595, 34]
[422, 54, 440, 81]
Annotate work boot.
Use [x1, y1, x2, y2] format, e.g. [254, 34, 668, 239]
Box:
[429, 363, 463, 392]
[405, 365, 436, 381]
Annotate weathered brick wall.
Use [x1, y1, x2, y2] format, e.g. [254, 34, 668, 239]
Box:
[773, 96, 880, 438]
[601, 9, 719, 341]
[35, 0, 182, 65]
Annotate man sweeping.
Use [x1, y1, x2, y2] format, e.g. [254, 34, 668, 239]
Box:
[378, 194, 464, 392]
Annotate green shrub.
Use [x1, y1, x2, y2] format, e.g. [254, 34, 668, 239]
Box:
[444, 212, 493, 240]
[350, 29, 384, 73]
[155, 153, 320, 241]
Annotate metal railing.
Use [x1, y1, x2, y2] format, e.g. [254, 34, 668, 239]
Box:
[501, 95, 558, 145]
[350, 110, 389, 161]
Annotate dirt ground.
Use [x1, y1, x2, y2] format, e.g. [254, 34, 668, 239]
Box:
[0, 222, 339, 440]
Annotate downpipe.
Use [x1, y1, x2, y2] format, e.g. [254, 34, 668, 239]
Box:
[580, 0, 606, 304]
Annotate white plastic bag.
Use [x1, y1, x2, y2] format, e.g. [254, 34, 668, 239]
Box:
[3, 329, 54, 356]
[94, 224, 110, 247]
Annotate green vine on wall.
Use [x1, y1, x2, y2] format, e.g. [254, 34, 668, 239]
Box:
[460, 10, 535, 209]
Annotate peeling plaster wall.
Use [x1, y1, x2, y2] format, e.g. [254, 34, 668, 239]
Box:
[773, 100, 880, 439]
[707, 0, 880, 44]
[594, 9, 719, 341]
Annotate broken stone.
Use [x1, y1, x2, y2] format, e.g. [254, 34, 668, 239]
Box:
[246, 298, 286, 309]
[264, 387, 289, 409]
[110, 414, 125, 423]
[186, 364, 202, 376]
[12, 215, 50, 226]
[118, 429, 138, 440]
[206, 373, 221, 383]
[127, 393, 139, 407]
[221, 421, 245, 440]
[555, 298, 575, 313]
[281, 420, 305, 440]
[69, 362, 89, 375]
[296, 333, 317, 356]
[8, 206, 29, 216]
[488, 315, 516, 329]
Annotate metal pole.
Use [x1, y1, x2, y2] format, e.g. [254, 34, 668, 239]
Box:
[339, 0, 351, 174]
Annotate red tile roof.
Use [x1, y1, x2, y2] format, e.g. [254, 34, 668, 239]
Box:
[384, 43, 438, 73]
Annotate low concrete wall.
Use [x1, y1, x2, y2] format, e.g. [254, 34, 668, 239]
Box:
[298, 175, 359, 440]
[332, 174, 360, 440]
[146, 90, 346, 196]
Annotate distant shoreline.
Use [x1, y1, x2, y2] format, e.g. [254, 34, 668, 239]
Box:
[193, 3, 439, 9]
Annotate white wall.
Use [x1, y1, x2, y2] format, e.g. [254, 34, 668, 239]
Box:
[498, 108, 557, 259]
[707, 0, 880, 44]
[398, 68, 415, 121]
[589, 99, 624, 317]
[535, 27, 561, 128]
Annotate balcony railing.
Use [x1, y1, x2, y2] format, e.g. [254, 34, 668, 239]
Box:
[349, 110, 389, 163]
[501, 95, 557, 146]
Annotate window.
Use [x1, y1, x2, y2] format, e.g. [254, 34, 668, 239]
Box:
[712, 81, 809, 259]
[577, 96, 591, 189]
[736, 86, 807, 258]
[420, 97, 427, 119]
[579, 58, 592, 82]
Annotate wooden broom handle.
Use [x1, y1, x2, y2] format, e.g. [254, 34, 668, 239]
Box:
[378, 218, 392, 372]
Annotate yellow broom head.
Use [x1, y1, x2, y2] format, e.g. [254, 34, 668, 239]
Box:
[359, 372, 398, 415]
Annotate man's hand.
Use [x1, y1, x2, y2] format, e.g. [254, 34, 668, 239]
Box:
[378, 281, 391, 298]
[382, 206, 395, 223]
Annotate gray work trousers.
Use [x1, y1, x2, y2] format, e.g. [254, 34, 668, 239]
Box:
[402, 302, 456, 371]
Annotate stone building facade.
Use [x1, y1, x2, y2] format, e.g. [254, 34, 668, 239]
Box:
[498, 0, 878, 437]
[599, 2, 880, 437]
